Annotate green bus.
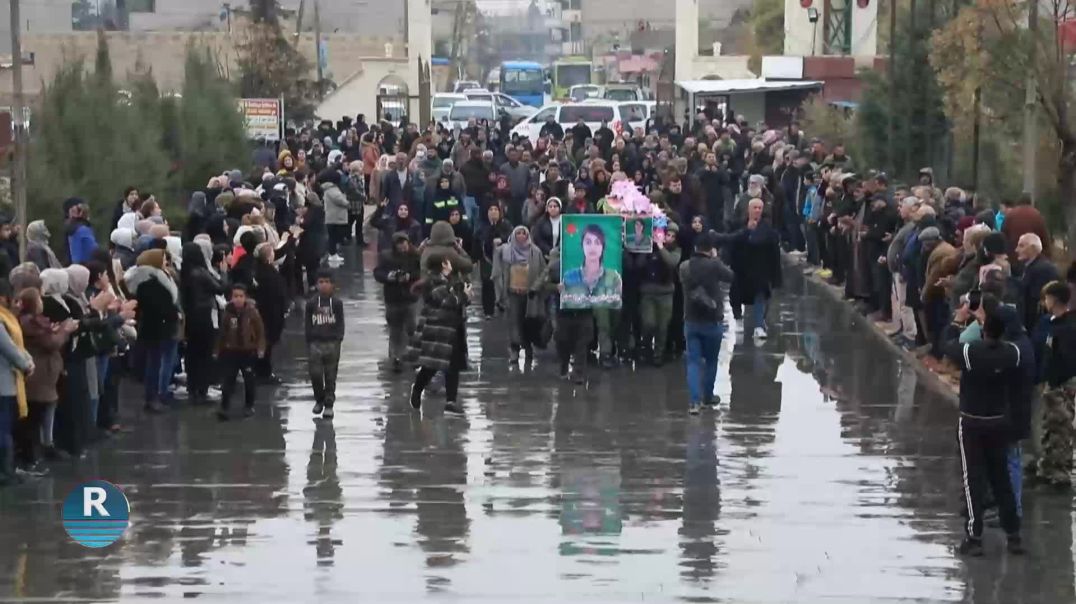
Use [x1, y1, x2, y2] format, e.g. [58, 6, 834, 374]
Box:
[551, 57, 594, 100]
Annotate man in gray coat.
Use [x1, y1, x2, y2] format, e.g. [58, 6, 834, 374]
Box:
[883, 196, 921, 341]
[319, 169, 351, 263]
[499, 147, 532, 227]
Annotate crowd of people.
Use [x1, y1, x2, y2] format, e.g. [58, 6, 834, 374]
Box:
[0, 101, 1072, 562]
[346, 105, 1073, 558]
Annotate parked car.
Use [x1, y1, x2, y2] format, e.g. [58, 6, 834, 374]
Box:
[617, 100, 656, 132]
[462, 89, 537, 124]
[453, 80, 482, 93]
[603, 83, 647, 102]
[510, 101, 627, 145]
[432, 93, 467, 125]
[568, 84, 603, 102]
[444, 100, 497, 131]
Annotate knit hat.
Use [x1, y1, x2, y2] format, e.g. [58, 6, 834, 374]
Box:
[982, 232, 1007, 256]
[666, 222, 680, 234]
[918, 226, 941, 242]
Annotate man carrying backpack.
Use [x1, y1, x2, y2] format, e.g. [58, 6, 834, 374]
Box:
[679, 232, 735, 415]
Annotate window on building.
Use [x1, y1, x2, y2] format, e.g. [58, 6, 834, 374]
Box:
[128, 0, 155, 12]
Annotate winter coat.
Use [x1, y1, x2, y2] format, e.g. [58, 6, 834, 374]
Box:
[65, 219, 98, 264]
[491, 242, 546, 312]
[640, 244, 682, 296]
[409, 272, 468, 371]
[321, 182, 351, 225]
[421, 221, 474, 277]
[460, 158, 492, 201]
[215, 302, 266, 356]
[125, 265, 180, 343]
[373, 244, 422, 305]
[477, 218, 513, 279]
[730, 222, 782, 302]
[921, 241, 959, 304]
[254, 260, 288, 344]
[20, 313, 65, 403]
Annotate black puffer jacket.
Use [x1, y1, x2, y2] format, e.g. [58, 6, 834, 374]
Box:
[373, 239, 421, 306]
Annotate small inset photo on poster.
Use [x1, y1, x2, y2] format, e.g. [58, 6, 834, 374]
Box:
[623, 217, 653, 254]
[560, 214, 624, 310]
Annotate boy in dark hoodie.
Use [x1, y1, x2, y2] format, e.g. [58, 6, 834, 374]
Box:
[373, 233, 420, 372]
[305, 269, 346, 418]
[214, 283, 266, 421]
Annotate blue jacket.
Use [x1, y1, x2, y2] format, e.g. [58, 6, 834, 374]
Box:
[65, 219, 98, 264]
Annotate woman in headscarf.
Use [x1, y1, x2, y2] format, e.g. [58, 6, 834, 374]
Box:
[181, 241, 225, 406]
[252, 242, 288, 384]
[39, 268, 92, 456]
[370, 201, 422, 252]
[124, 249, 180, 413]
[110, 228, 138, 273]
[0, 280, 31, 483]
[18, 288, 72, 465]
[9, 262, 41, 296]
[491, 225, 546, 363]
[25, 220, 61, 271]
[184, 191, 210, 241]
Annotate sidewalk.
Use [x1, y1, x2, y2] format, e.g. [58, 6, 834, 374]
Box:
[783, 253, 960, 408]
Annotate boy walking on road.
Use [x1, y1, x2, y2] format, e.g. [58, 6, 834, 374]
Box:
[306, 269, 346, 419]
[215, 283, 266, 421]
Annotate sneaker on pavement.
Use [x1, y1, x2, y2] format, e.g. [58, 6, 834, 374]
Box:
[444, 402, 465, 416]
[753, 327, 768, 339]
[322, 407, 335, 420]
[313, 402, 324, 415]
[958, 537, 984, 557]
[688, 405, 701, 416]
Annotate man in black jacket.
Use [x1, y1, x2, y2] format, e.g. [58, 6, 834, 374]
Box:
[568, 117, 590, 154]
[1016, 233, 1058, 333]
[373, 233, 421, 372]
[540, 114, 565, 142]
[944, 299, 1025, 557]
[679, 232, 735, 415]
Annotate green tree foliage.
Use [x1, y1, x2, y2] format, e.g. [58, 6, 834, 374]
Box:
[176, 47, 249, 197]
[237, 0, 317, 121]
[28, 31, 169, 238]
[28, 33, 248, 238]
[745, 0, 783, 74]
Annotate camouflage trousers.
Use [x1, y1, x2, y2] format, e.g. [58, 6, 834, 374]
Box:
[1038, 380, 1076, 486]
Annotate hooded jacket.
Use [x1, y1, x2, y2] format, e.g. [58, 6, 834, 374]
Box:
[65, 216, 98, 265]
[421, 221, 474, 276]
[125, 250, 180, 343]
[215, 301, 266, 356]
[321, 181, 350, 226]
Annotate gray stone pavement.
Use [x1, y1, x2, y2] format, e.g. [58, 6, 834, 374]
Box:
[0, 245, 1073, 603]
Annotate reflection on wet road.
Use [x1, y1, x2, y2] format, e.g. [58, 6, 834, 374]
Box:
[1, 248, 1074, 603]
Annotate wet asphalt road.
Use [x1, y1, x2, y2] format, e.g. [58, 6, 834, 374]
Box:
[0, 246, 1074, 603]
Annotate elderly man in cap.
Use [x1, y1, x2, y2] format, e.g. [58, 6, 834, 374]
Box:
[882, 196, 922, 342]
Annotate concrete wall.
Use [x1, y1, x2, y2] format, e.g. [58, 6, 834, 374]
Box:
[582, 0, 749, 42]
[315, 59, 412, 123]
[0, 31, 404, 102]
[129, 0, 405, 36]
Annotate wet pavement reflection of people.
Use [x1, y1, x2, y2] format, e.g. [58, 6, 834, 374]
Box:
[303, 420, 342, 566]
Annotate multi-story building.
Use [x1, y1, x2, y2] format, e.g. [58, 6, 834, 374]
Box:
[548, 0, 752, 57]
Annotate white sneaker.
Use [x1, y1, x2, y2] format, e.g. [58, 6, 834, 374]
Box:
[328, 254, 344, 264]
[753, 327, 768, 339]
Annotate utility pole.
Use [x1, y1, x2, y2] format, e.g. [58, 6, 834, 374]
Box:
[887, 0, 896, 175]
[314, 0, 323, 100]
[223, 2, 232, 33]
[1022, 0, 1039, 200]
[10, 0, 26, 262]
[904, 0, 917, 179]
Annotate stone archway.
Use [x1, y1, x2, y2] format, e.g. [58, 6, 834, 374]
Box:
[376, 75, 410, 122]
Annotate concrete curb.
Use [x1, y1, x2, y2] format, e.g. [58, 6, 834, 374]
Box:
[782, 253, 960, 408]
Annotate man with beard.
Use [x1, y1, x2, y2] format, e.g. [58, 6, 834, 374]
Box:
[500, 147, 533, 227]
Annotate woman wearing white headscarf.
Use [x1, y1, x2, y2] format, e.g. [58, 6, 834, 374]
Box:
[110, 228, 138, 272]
[25, 221, 61, 271]
[41, 268, 90, 456]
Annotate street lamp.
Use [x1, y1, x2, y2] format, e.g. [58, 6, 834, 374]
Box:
[807, 8, 819, 56]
